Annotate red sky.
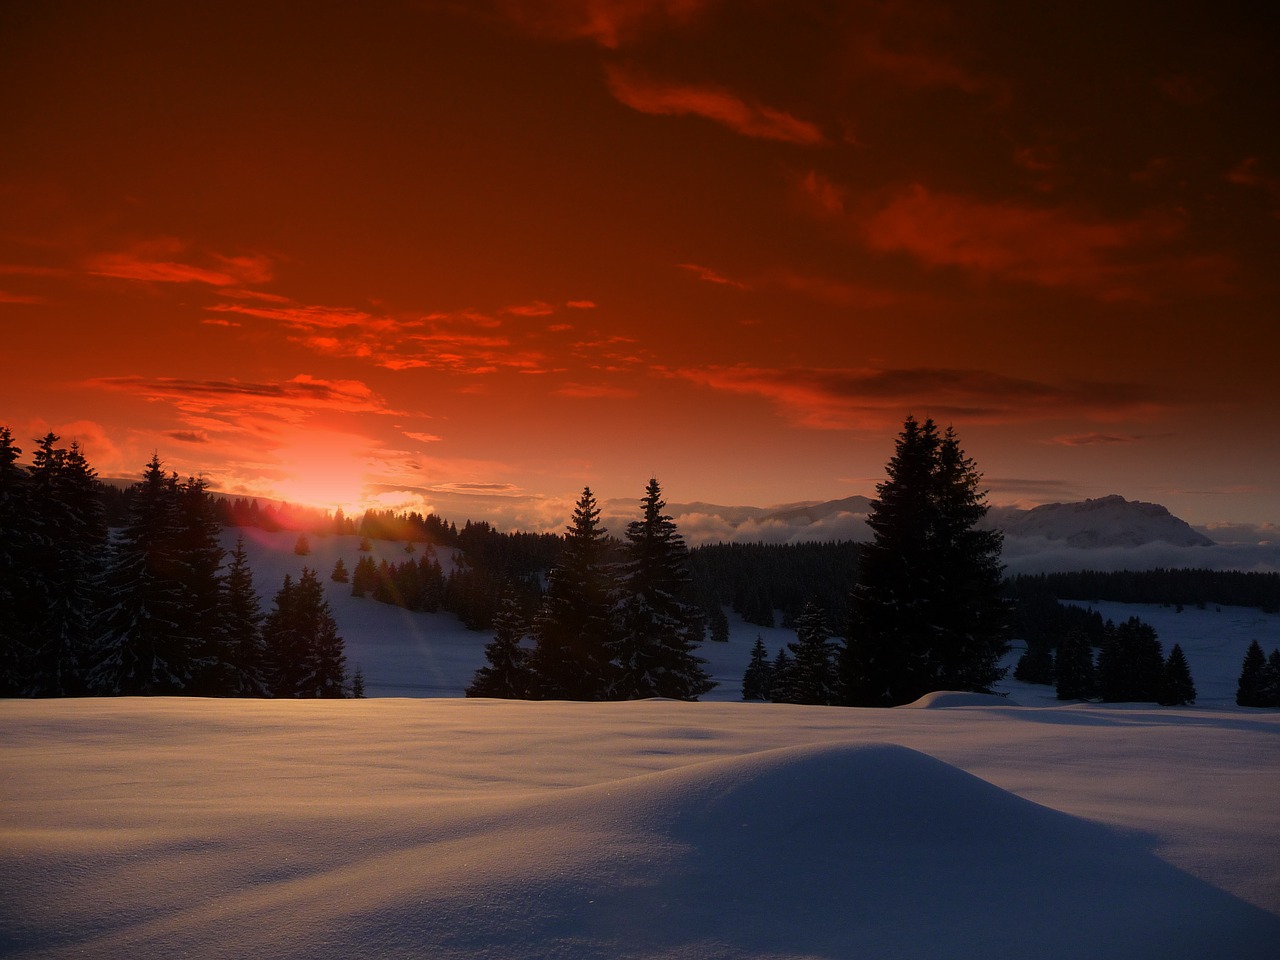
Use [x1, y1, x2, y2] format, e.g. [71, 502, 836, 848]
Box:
[2, 0, 1277, 531]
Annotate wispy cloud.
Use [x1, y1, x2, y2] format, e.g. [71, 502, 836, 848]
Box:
[861, 184, 1235, 301]
[85, 374, 408, 425]
[762, 266, 905, 309]
[605, 64, 826, 145]
[674, 364, 1173, 429]
[1047, 432, 1160, 446]
[209, 296, 557, 375]
[552, 382, 639, 399]
[164, 430, 212, 444]
[497, 0, 715, 48]
[0, 290, 47, 304]
[678, 263, 750, 289]
[85, 239, 273, 286]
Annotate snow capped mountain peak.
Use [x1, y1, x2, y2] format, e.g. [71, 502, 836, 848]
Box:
[991, 495, 1215, 548]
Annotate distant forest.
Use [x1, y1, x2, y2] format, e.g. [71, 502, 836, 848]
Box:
[102, 472, 1280, 626]
[6, 425, 1279, 706]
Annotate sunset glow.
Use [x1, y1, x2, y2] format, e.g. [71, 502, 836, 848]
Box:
[1, 1, 1276, 530]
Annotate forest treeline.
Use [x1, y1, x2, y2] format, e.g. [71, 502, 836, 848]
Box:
[1006, 569, 1280, 613]
[0, 430, 356, 698]
[4, 418, 1277, 707]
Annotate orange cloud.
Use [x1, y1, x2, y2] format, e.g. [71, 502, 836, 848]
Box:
[862, 184, 1233, 300]
[85, 373, 408, 426]
[553, 382, 639, 399]
[853, 38, 997, 99]
[762, 266, 904, 309]
[1046, 432, 1159, 446]
[207, 301, 378, 329]
[678, 263, 750, 289]
[0, 290, 47, 304]
[794, 170, 848, 219]
[504, 300, 556, 316]
[605, 64, 826, 145]
[498, 0, 714, 48]
[209, 295, 557, 374]
[675, 364, 1174, 429]
[86, 239, 272, 286]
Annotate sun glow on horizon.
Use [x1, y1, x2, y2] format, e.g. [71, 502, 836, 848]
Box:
[269, 431, 380, 514]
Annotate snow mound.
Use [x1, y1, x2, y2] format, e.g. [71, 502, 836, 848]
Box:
[900, 690, 1015, 708]
[13, 738, 1275, 960]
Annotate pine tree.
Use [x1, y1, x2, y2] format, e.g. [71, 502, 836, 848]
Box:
[466, 594, 534, 698]
[529, 487, 618, 700]
[90, 455, 205, 695]
[770, 646, 793, 704]
[351, 664, 366, 698]
[264, 568, 347, 698]
[1265, 650, 1280, 708]
[742, 636, 771, 701]
[0, 426, 32, 694]
[351, 555, 378, 597]
[612, 478, 712, 701]
[175, 476, 229, 695]
[783, 602, 839, 705]
[1055, 630, 1095, 701]
[294, 534, 310, 556]
[221, 536, 267, 696]
[331, 557, 349, 583]
[21, 435, 108, 695]
[1157, 643, 1196, 706]
[1097, 617, 1163, 703]
[1236, 640, 1268, 707]
[708, 603, 730, 643]
[1014, 640, 1055, 686]
[841, 417, 1009, 706]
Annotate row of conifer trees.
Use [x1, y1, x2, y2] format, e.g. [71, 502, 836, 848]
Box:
[465, 479, 714, 701]
[0, 429, 351, 697]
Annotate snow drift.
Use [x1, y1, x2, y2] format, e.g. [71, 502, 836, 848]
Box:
[3, 697, 1278, 959]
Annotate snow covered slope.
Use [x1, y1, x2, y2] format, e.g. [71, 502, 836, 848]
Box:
[222, 528, 1280, 704]
[3, 697, 1278, 959]
[992, 494, 1215, 547]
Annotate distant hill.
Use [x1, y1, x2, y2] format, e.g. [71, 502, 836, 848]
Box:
[666, 493, 1216, 549]
[988, 495, 1214, 548]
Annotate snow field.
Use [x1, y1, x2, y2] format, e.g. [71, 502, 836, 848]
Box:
[3, 697, 1278, 959]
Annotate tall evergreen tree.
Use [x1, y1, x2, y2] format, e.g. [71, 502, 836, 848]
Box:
[612, 478, 712, 700]
[1054, 630, 1096, 701]
[742, 636, 772, 701]
[264, 568, 347, 698]
[1236, 640, 1269, 707]
[770, 646, 794, 704]
[783, 602, 839, 705]
[841, 416, 1009, 706]
[1096, 617, 1163, 703]
[220, 536, 267, 696]
[1265, 650, 1280, 708]
[1013, 639, 1055, 686]
[175, 476, 229, 695]
[529, 487, 618, 700]
[1157, 643, 1196, 706]
[466, 594, 534, 698]
[17, 436, 109, 695]
[0, 426, 32, 694]
[90, 456, 204, 695]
